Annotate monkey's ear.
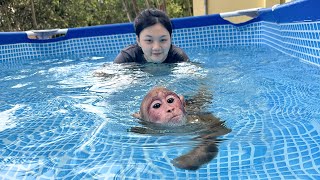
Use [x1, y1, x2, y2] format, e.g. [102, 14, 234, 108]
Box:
[179, 95, 186, 107]
[132, 112, 142, 119]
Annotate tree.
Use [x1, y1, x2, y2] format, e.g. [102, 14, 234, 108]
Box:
[122, 0, 133, 22]
[0, 0, 193, 32]
[30, 0, 37, 29]
[131, 0, 140, 17]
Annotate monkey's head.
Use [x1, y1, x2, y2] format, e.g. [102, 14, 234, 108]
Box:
[133, 87, 187, 126]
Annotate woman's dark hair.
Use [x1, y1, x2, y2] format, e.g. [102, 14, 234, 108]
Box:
[134, 8, 172, 38]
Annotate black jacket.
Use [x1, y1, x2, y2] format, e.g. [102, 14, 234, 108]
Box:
[113, 44, 189, 63]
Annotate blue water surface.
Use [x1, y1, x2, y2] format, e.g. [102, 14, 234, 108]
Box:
[0, 45, 319, 179]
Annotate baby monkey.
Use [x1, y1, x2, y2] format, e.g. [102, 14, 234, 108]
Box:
[132, 87, 231, 170]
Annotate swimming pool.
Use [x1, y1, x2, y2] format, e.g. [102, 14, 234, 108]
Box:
[0, 45, 319, 179]
[1, 0, 320, 179]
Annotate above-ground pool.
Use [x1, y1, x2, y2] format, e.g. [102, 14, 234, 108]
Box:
[1, 0, 320, 179]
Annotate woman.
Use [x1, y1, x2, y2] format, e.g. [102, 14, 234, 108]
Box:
[114, 8, 189, 64]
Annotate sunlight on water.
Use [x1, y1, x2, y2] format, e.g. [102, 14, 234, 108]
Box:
[0, 104, 25, 132]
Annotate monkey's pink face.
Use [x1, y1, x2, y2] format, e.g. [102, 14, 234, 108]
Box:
[143, 90, 187, 126]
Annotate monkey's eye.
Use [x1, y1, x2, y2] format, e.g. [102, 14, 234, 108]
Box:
[153, 103, 161, 109]
[167, 98, 174, 103]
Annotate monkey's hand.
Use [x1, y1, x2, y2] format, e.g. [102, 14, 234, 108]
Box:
[171, 142, 218, 170]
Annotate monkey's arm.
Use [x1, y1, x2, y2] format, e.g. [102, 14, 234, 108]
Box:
[172, 122, 231, 170]
[129, 126, 163, 134]
[199, 120, 232, 138]
[171, 140, 218, 170]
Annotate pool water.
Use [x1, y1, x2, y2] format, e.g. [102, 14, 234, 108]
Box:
[0, 45, 319, 179]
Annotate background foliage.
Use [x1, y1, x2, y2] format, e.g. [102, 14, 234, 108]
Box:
[0, 0, 193, 32]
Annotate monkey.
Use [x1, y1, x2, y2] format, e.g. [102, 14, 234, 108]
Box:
[131, 86, 231, 170]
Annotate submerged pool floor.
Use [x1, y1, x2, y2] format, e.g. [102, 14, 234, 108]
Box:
[0, 45, 319, 179]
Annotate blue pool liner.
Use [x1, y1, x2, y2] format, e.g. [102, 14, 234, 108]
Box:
[0, 0, 319, 45]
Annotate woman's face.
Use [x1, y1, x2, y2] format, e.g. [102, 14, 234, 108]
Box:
[137, 23, 171, 63]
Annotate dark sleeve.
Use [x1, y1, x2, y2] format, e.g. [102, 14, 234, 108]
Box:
[174, 46, 190, 62]
[114, 44, 143, 64]
[165, 45, 190, 63]
[113, 50, 132, 64]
